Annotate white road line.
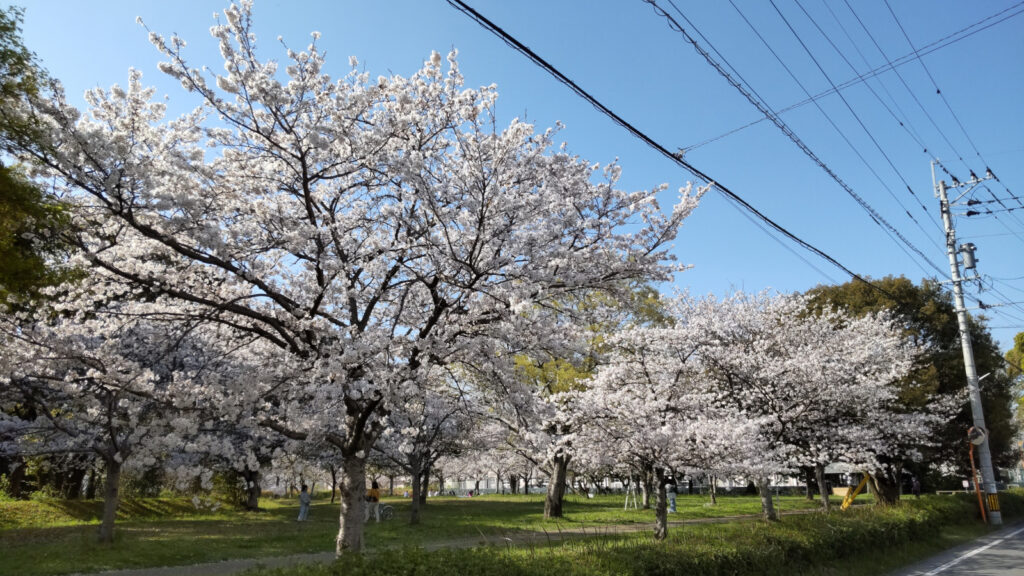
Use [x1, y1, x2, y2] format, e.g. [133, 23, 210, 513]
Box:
[923, 525, 1024, 575]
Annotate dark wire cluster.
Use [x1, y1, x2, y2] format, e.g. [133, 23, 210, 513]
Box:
[444, 0, 896, 299]
[652, 0, 1024, 332]
[445, 0, 1024, 327]
[647, 0, 945, 282]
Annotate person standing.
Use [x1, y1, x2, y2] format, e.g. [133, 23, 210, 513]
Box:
[365, 480, 381, 522]
[666, 476, 677, 513]
[297, 484, 312, 521]
[911, 477, 921, 499]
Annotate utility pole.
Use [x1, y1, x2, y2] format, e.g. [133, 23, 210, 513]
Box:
[935, 164, 1001, 525]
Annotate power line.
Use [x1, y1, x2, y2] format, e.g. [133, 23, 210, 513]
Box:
[883, 0, 984, 160]
[722, 192, 840, 285]
[964, 186, 1024, 248]
[960, 232, 1024, 240]
[767, 0, 934, 227]
[646, 0, 945, 278]
[883, 0, 1024, 234]
[789, 0, 947, 237]
[831, 1, 1024, 246]
[444, 0, 895, 298]
[842, 0, 973, 170]
[983, 284, 1024, 318]
[820, 0, 931, 159]
[964, 206, 1024, 217]
[680, 0, 1024, 153]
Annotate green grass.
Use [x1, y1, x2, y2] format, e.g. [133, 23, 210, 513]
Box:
[238, 493, 1024, 576]
[0, 496, 239, 529]
[798, 522, 994, 576]
[0, 492, 838, 576]
[8, 490, 1005, 576]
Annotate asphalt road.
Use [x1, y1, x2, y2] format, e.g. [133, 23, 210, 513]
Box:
[889, 522, 1024, 576]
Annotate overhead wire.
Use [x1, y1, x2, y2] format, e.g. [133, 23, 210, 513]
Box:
[984, 283, 1024, 318]
[444, 0, 896, 298]
[647, 0, 944, 278]
[448, 0, 1023, 337]
[882, 0, 1024, 233]
[680, 0, 1024, 153]
[767, 0, 1024, 326]
[820, 0, 930, 160]
[766, 0, 937, 234]
[842, 0, 972, 171]
[790, 0, 950, 248]
[831, 0, 1024, 280]
[724, 194, 840, 285]
[799, 0, 962, 238]
[883, 0, 983, 161]
[763, 1, 1024, 328]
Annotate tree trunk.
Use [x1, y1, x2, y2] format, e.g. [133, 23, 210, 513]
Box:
[757, 477, 778, 521]
[85, 466, 97, 500]
[329, 464, 338, 504]
[436, 471, 444, 496]
[388, 474, 395, 497]
[815, 463, 830, 511]
[803, 466, 815, 501]
[64, 465, 87, 500]
[408, 455, 422, 525]
[509, 474, 518, 494]
[9, 457, 25, 499]
[419, 462, 430, 505]
[98, 456, 122, 544]
[709, 475, 717, 505]
[869, 470, 901, 506]
[241, 468, 261, 511]
[654, 467, 668, 541]
[544, 453, 570, 519]
[335, 455, 368, 555]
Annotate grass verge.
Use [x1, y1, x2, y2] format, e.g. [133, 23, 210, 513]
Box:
[238, 491, 1024, 576]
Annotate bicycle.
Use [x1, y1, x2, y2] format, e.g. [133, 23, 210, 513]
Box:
[379, 504, 394, 521]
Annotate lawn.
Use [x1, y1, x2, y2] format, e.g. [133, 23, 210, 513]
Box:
[236, 493, 1024, 576]
[0, 492, 841, 576]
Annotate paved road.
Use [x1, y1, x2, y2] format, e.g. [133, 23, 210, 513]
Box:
[889, 522, 1024, 576]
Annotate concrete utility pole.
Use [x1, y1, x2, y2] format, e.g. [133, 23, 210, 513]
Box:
[936, 167, 1002, 525]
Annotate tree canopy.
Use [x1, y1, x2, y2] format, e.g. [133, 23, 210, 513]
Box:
[806, 276, 1019, 481]
[0, 7, 70, 305]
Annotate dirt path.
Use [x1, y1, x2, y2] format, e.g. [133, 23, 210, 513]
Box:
[68, 509, 818, 576]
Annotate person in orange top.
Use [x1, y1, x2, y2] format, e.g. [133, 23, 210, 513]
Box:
[365, 480, 381, 522]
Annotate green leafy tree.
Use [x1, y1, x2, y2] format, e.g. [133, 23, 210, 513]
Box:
[806, 276, 1018, 486]
[0, 7, 69, 306]
[0, 6, 74, 500]
[1005, 333, 1024, 425]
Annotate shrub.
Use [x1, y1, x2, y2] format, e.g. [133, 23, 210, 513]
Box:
[0, 474, 13, 502]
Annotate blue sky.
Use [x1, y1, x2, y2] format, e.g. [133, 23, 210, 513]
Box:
[13, 0, 1024, 350]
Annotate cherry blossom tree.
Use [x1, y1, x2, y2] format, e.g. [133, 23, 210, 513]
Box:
[576, 323, 775, 539]
[6, 2, 700, 553]
[0, 298, 211, 542]
[681, 291, 923, 516]
[373, 369, 475, 523]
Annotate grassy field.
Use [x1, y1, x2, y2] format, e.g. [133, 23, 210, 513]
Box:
[236, 493, 1022, 576]
[1, 491, 840, 576]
